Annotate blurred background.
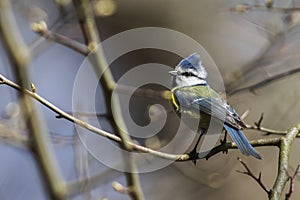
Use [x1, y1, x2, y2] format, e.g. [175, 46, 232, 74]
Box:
[1, 0, 300, 199]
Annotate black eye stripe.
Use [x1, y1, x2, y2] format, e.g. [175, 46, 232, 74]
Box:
[181, 72, 197, 77]
[180, 71, 205, 80]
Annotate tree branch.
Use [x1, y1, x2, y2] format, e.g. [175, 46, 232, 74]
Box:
[236, 157, 271, 196]
[229, 3, 300, 13]
[235, 123, 300, 200]
[245, 113, 288, 135]
[285, 164, 300, 200]
[31, 21, 89, 55]
[228, 68, 300, 96]
[0, 1, 67, 199]
[270, 122, 300, 200]
[71, 0, 144, 199]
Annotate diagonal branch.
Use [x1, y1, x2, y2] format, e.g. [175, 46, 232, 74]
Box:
[236, 157, 271, 196]
[285, 164, 300, 200]
[228, 67, 300, 96]
[0, 1, 67, 199]
[67, 0, 143, 199]
[31, 21, 89, 55]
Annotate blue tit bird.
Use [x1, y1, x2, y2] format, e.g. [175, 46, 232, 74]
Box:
[169, 53, 262, 163]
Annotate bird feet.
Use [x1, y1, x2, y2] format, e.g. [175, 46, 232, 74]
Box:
[188, 148, 199, 165]
[220, 131, 228, 154]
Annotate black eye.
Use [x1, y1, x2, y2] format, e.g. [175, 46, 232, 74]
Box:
[181, 72, 195, 77]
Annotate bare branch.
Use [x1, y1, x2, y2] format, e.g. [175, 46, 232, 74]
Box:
[229, 3, 300, 13]
[72, 0, 130, 147]
[71, 0, 144, 199]
[31, 21, 89, 55]
[228, 68, 300, 96]
[237, 157, 271, 196]
[202, 138, 280, 160]
[270, 123, 300, 200]
[245, 113, 288, 135]
[255, 113, 264, 128]
[285, 164, 300, 200]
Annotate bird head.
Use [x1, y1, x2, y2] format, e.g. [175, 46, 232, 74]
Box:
[169, 53, 208, 87]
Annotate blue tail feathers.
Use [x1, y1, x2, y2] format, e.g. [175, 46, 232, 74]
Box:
[224, 124, 262, 159]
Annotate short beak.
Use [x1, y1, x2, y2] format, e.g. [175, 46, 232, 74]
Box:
[168, 70, 177, 76]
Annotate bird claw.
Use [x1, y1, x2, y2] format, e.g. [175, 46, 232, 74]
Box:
[188, 149, 199, 165]
[222, 149, 228, 154]
[219, 138, 228, 154]
[220, 138, 226, 145]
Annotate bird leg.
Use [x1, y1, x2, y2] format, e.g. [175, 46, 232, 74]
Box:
[188, 129, 205, 165]
[220, 129, 227, 144]
[220, 129, 228, 154]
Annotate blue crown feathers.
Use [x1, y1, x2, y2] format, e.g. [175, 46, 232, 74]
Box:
[178, 53, 202, 70]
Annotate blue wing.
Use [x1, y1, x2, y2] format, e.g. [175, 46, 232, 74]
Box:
[224, 124, 262, 159]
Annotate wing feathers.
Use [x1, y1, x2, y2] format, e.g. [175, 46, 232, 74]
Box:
[224, 124, 262, 159]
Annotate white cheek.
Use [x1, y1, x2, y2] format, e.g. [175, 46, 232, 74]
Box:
[175, 76, 205, 87]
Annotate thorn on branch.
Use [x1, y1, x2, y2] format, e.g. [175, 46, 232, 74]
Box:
[285, 164, 300, 200]
[250, 88, 260, 95]
[245, 113, 287, 136]
[236, 157, 271, 196]
[254, 113, 264, 128]
[240, 109, 250, 120]
[30, 83, 36, 93]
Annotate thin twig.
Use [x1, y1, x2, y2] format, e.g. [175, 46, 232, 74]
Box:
[285, 164, 300, 200]
[229, 3, 300, 13]
[237, 157, 271, 196]
[228, 68, 300, 96]
[203, 137, 280, 160]
[30, 20, 170, 102]
[73, 133, 92, 200]
[245, 113, 288, 135]
[31, 21, 89, 55]
[255, 113, 264, 127]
